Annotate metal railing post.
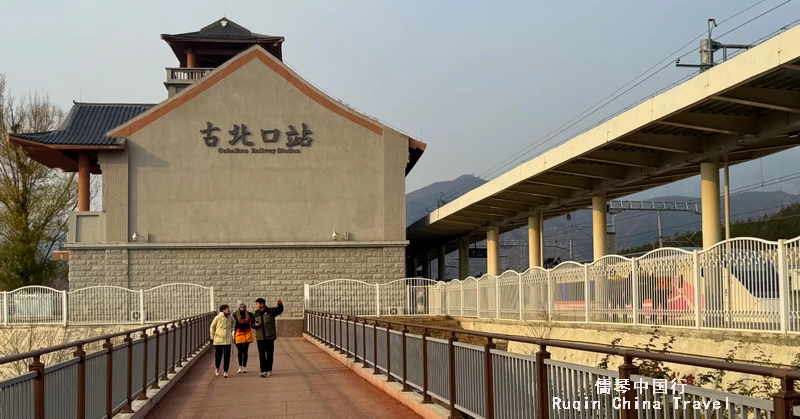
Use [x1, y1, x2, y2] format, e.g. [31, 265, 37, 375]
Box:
[375, 283, 380, 317]
[2, 291, 7, 326]
[619, 356, 640, 419]
[373, 321, 380, 375]
[547, 271, 553, 321]
[163, 325, 170, 379]
[477, 279, 481, 319]
[62, 290, 67, 326]
[139, 290, 145, 324]
[210, 287, 215, 312]
[693, 250, 702, 329]
[353, 316, 359, 362]
[584, 265, 590, 323]
[631, 259, 639, 325]
[447, 331, 462, 419]
[151, 328, 160, 389]
[74, 344, 86, 419]
[386, 322, 394, 382]
[104, 338, 114, 419]
[495, 277, 500, 319]
[401, 325, 410, 392]
[139, 330, 149, 400]
[535, 346, 550, 419]
[176, 321, 184, 368]
[30, 355, 44, 419]
[121, 334, 134, 413]
[773, 378, 800, 419]
[484, 337, 496, 419]
[421, 328, 432, 404]
[362, 318, 370, 369]
[170, 323, 177, 373]
[460, 281, 464, 317]
[778, 240, 790, 333]
[345, 316, 352, 358]
[519, 274, 523, 321]
[339, 315, 345, 354]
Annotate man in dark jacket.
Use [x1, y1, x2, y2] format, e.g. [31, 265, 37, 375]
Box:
[253, 297, 284, 377]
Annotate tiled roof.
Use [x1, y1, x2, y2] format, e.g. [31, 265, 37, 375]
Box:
[162, 17, 283, 43]
[13, 103, 154, 146]
[164, 32, 283, 42]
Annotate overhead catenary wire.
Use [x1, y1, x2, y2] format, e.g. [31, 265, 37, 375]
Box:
[411, 0, 794, 222]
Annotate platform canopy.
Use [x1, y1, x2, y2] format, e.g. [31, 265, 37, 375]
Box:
[407, 24, 800, 255]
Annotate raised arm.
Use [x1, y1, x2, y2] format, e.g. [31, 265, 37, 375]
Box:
[266, 300, 284, 317]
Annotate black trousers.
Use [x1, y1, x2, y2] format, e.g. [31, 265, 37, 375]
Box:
[214, 344, 231, 372]
[256, 339, 275, 372]
[236, 342, 251, 367]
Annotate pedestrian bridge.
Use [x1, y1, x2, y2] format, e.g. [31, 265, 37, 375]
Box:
[2, 308, 800, 418]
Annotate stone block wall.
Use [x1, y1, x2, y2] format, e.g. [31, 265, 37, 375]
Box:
[68, 246, 406, 319]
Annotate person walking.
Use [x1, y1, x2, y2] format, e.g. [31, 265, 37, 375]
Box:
[209, 304, 235, 378]
[253, 297, 283, 378]
[233, 301, 255, 373]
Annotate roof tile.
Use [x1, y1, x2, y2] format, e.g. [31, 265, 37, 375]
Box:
[14, 103, 154, 146]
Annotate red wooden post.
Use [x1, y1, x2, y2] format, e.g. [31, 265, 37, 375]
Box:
[773, 377, 800, 419]
[386, 322, 394, 382]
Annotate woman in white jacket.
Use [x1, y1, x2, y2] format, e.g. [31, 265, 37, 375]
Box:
[209, 304, 235, 377]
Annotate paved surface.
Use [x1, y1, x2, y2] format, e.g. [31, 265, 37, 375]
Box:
[146, 338, 420, 419]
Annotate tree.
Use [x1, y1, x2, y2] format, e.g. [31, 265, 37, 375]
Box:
[0, 74, 75, 289]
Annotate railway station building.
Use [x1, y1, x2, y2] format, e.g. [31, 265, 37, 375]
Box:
[7, 18, 427, 332]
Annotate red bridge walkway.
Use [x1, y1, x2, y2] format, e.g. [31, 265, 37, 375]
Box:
[146, 337, 420, 419]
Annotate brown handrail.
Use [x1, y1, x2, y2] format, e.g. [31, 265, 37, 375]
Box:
[1, 312, 215, 419]
[0, 313, 214, 366]
[305, 310, 800, 419]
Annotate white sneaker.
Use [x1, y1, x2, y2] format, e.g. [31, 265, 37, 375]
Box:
[260, 372, 267, 378]
[214, 370, 219, 377]
[237, 367, 242, 374]
[266, 371, 272, 377]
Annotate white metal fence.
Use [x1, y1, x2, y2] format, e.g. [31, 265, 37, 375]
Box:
[0, 283, 214, 326]
[305, 235, 800, 334]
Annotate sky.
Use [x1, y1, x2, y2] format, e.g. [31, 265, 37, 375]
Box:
[2, 0, 800, 196]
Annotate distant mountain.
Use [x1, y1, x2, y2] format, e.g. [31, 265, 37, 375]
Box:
[406, 174, 486, 226]
[406, 174, 800, 276]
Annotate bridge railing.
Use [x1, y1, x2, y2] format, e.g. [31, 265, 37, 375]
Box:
[304, 310, 800, 419]
[0, 312, 214, 419]
[0, 284, 214, 326]
[305, 235, 800, 334]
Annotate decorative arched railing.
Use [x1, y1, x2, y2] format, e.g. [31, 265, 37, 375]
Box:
[304, 235, 800, 334]
[0, 283, 214, 326]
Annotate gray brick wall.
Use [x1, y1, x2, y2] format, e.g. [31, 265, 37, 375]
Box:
[68, 246, 406, 318]
[98, 151, 128, 243]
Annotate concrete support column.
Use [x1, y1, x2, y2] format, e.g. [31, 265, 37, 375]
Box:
[487, 227, 500, 276]
[78, 152, 91, 212]
[701, 161, 722, 248]
[528, 212, 543, 267]
[458, 238, 469, 279]
[422, 251, 431, 278]
[438, 246, 446, 280]
[592, 194, 607, 260]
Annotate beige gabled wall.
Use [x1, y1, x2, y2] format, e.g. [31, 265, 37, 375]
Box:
[101, 58, 407, 243]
